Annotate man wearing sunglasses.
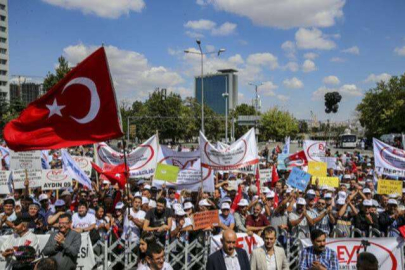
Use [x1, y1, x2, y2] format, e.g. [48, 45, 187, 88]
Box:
[313, 198, 335, 235]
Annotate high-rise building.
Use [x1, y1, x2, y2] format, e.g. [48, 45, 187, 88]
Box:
[0, 0, 8, 101]
[195, 69, 238, 115]
[10, 83, 43, 105]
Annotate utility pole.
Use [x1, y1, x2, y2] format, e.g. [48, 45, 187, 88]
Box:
[249, 82, 262, 141]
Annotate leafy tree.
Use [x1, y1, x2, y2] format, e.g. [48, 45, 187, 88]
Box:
[230, 103, 258, 139]
[260, 107, 299, 141]
[356, 74, 405, 138]
[43, 56, 71, 92]
[298, 120, 309, 134]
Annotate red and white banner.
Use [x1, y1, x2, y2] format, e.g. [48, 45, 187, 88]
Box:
[210, 233, 264, 258]
[303, 140, 326, 162]
[42, 169, 72, 190]
[95, 135, 158, 179]
[72, 156, 93, 177]
[301, 237, 404, 270]
[373, 138, 405, 178]
[200, 128, 259, 170]
[153, 145, 214, 192]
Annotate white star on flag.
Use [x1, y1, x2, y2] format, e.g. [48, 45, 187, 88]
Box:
[46, 99, 65, 118]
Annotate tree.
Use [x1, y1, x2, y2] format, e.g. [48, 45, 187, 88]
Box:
[260, 107, 299, 141]
[43, 56, 71, 92]
[356, 74, 405, 138]
[298, 120, 309, 134]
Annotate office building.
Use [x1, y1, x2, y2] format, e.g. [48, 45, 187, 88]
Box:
[0, 0, 8, 101]
[194, 69, 238, 115]
[10, 83, 43, 105]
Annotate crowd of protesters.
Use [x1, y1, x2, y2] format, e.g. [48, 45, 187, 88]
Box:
[0, 142, 400, 269]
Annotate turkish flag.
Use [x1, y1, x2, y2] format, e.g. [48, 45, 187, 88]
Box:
[284, 150, 308, 167]
[271, 164, 279, 187]
[255, 166, 261, 196]
[230, 185, 242, 214]
[4, 47, 123, 151]
[91, 162, 127, 189]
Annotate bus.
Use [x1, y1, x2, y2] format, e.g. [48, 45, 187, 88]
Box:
[338, 134, 357, 149]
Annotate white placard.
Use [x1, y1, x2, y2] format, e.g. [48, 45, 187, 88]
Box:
[0, 171, 11, 194]
[303, 140, 326, 162]
[9, 150, 42, 170]
[72, 156, 93, 177]
[42, 169, 72, 190]
[12, 169, 42, 189]
[259, 169, 272, 183]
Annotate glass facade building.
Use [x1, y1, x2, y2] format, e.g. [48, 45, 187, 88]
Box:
[0, 0, 8, 101]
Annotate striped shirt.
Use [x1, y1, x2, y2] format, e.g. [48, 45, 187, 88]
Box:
[299, 246, 339, 270]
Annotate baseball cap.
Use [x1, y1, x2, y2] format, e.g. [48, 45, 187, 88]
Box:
[388, 199, 398, 205]
[336, 198, 346, 205]
[54, 199, 65, 207]
[363, 188, 371, 194]
[199, 199, 211, 207]
[148, 200, 157, 208]
[175, 209, 187, 216]
[297, 198, 307, 205]
[237, 199, 249, 207]
[133, 192, 142, 198]
[367, 163, 372, 167]
[183, 202, 194, 210]
[324, 193, 332, 199]
[102, 180, 111, 185]
[142, 197, 149, 205]
[222, 197, 232, 203]
[143, 184, 151, 190]
[363, 199, 373, 207]
[39, 194, 49, 202]
[307, 189, 316, 196]
[221, 203, 231, 210]
[286, 187, 293, 193]
[61, 190, 71, 197]
[115, 202, 124, 209]
[321, 186, 329, 190]
[338, 191, 347, 199]
[262, 187, 271, 194]
[3, 197, 15, 205]
[266, 191, 275, 198]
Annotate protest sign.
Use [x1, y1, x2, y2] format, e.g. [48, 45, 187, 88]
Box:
[154, 163, 180, 183]
[0, 146, 10, 170]
[277, 154, 288, 170]
[72, 156, 93, 177]
[320, 157, 337, 170]
[62, 150, 92, 190]
[0, 171, 11, 194]
[377, 179, 402, 196]
[0, 233, 95, 269]
[42, 169, 72, 190]
[300, 237, 403, 270]
[96, 134, 158, 179]
[303, 140, 326, 162]
[308, 162, 327, 177]
[192, 210, 219, 230]
[9, 150, 41, 170]
[373, 138, 405, 178]
[286, 167, 311, 191]
[312, 176, 339, 188]
[259, 169, 271, 183]
[12, 169, 42, 189]
[210, 233, 264, 258]
[200, 128, 259, 170]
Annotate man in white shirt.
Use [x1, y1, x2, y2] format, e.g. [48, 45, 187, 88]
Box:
[122, 195, 145, 244]
[72, 201, 96, 233]
[0, 198, 17, 233]
[170, 208, 192, 241]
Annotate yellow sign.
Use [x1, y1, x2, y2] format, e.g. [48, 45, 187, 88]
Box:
[308, 162, 327, 177]
[377, 179, 402, 195]
[312, 176, 339, 188]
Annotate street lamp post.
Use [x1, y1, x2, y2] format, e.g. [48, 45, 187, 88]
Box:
[184, 40, 225, 134]
[249, 82, 262, 142]
[222, 78, 229, 143]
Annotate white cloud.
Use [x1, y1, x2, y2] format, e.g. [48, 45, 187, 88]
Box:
[184, 19, 216, 30]
[168, 48, 182, 56]
[283, 77, 303, 89]
[205, 0, 345, 29]
[228, 54, 244, 65]
[167, 86, 193, 97]
[42, 0, 145, 19]
[302, 60, 317, 73]
[304, 52, 319, 60]
[261, 81, 278, 96]
[211, 22, 237, 36]
[364, 73, 392, 83]
[295, 28, 336, 50]
[284, 62, 299, 72]
[330, 57, 346, 62]
[205, 45, 215, 52]
[323, 75, 340, 85]
[342, 46, 360, 55]
[281, 41, 296, 59]
[185, 31, 204, 39]
[312, 84, 362, 100]
[63, 44, 184, 100]
[394, 46, 405, 56]
[277, 95, 290, 102]
[246, 53, 278, 69]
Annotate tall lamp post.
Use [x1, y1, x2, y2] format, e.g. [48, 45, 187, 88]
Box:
[184, 40, 225, 134]
[249, 82, 262, 142]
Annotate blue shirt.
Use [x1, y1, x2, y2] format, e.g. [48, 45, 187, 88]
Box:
[299, 246, 339, 270]
[219, 213, 235, 229]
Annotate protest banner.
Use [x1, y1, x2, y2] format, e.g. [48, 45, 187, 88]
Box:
[42, 169, 72, 190]
[153, 145, 214, 192]
[96, 134, 158, 179]
[303, 140, 326, 162]
[0, 146, 10, 170]
[300, 237, 403, 270]
[62, 150, 92, 190]
[373, 138, 405, 178]
[286, 167, 311, 191]
[320, 157, 337, 170]
[192, 210, 219, 230]
[0, 171, 11, 194]
[377, 179, 402, 196]
[210, 233, 264, 258]
[72, 156, 93, 177]
[308, 161, 327, 177]
[154, 163, 180, 183]
[12, 169, 42, 189]
[9, 150, 42, 170]
[0, 232, 95, 269]
[200, 128, 259, 170]
[277, 154, 288, 170]
[259, 169, 272, 183]
[311, 176, 339, 188]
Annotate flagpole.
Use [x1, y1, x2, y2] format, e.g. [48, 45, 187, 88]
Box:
[93, 144, 99, 188]
[121, 138, 131, 227]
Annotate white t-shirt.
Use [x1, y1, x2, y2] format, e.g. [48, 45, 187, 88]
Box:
[137, 262, 173, 270]
[122, 208, 146, 243]
[72, 212, 96, 229]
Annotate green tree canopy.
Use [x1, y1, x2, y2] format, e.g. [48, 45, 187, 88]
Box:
[260, 107, 299, 141]
[230, 103, 258, 139]
[43, 56, 71, 92]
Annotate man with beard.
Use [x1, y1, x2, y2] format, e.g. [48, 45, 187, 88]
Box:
[0, 198, 17, 233]
[246, 203, 270, 236]
[379, 199, 405, 235]
[0, 217, 39, 270]
[43, 213, 81, 270]
[313, 198, 335, 235]
[234, 199, 250, 233]
[143, 197, 173, 244]
[122, 195, 146, 244]
[288, 198, 315, 238]
[299, 229, 338, 270]
[71, 201, 96, 233]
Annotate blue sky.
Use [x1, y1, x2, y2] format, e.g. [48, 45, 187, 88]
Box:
[8, 0, 405, 121]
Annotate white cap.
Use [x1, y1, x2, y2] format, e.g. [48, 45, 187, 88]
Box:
[39, 194, 49, 202]
[286, 187, 293, 193]
[343, 174, 352, 179]
[389, 194, 398, 199]
[115, 202, 124, 209]
[149, 200, 157, 208]
[367, 163, 372, 167]
[388, 199, 398, 205]
[102, 179, 111, 184]
[307, 189, 316, 196]
[336, 198, 346, 205]
[199, 199, 211, 207]
[221, 203, 231, 210]
[175, 208, 187, 216]
[134, 192, 142, 198]
[338, 191, 347, 199]
[366, 179, 372, 183]
[144, 184, 151, 190]
[402, 188, 405, 194]
[183, 202, 194, 210]
[262, 187, 271, 194]
[297, 198, 307, 205]
[237, 199, 249, 207]
[266, 191, 275, 198]
[222, 197, 232, 203]
[142, 197, 149, 205]
[321, 186, 329, 190]
[363, 199, 373, 206]
[363, 188, 371, 194]
[324, 193, 332, 199]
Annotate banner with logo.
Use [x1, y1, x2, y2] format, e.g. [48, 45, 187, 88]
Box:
[42, 169, 72, 190]
[373, 138, 405, 178]
[286, 167, 311, 191]
[377, 179, 402, 196]
[72, 156, 93, 177]
[300, 237, 404, 270]
[12, 169, 42, 189]
[41, 150, 51, 169]
[9, 150, 42, 170]
[200, 128, 259, 170]
[153, 145, 214, 192]
[308, 162, 327, 177]
[0, 232, 95, 269]
[62, 150, 92, 190]
[303, 140, 326, 162]
[0, 171, 11, 194]
[95, 134, 158, 179]
[210, 233, 264, 258]
[259, 169, 272, 183]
